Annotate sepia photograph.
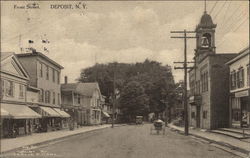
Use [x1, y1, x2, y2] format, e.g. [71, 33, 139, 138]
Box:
[0, 0, 249, 157]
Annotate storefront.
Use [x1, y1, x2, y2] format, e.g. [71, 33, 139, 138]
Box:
[33, 106, 61, 132]
[1, 103, 41, 138]
[53, 108, 70, 129]
[230, 90, 250, 128]
[101, 111, 110, 124]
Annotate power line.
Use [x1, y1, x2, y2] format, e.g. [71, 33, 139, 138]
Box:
[220, 8, 248, 36]
[217, 17, 249, 47]
[213, 0, 228, 21]
[218, 3, 243, 33]
[209, 1, 218, 14]
[219, 0, 232, 27]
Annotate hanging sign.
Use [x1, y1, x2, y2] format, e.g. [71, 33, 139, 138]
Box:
[235, 90, 249, 97]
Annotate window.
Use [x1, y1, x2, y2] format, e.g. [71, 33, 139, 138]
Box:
[39, 62, 43, 77]
[19, 84, 24, 98]
[247, 65, 250, 86]
[1, 79, 4, 96]
[237, 68, 244, 88]
[45, 91, 51, 103]
[58, 93, 60, 105]
[57, 71, 60, 84]
[201, 71, 208, 92]
[191, 112, 195, 119]
[5, 80, 14, 96]
[230, 71, 237, 90]
[78, 95, 81, 104]
[195, 81, 200, 95]
[46, 65, 49, 80]
[39, 89, 44, 102]
[52, 69, 55, 82]
[203, 111, 207, 119]
[53, 92, 55, 104]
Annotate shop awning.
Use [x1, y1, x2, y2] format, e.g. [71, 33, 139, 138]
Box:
[1, 108, 11, 118]
[39, 106, 61, 117]
[102, 111, 110, 118]
[1, 103, 41, 119]
[53, 108, 70, 118]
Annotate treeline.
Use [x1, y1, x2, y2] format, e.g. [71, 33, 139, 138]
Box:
[78, 59, 177, 121]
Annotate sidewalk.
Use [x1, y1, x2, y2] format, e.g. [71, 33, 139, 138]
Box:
[168, 124, 250, 157]
[1, 124, 112, 153]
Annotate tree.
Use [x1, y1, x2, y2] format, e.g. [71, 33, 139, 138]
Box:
[78, 60, 177, 121]
[119, 81, 149, 122]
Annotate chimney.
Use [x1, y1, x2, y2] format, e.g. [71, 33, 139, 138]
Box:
[64, 76, 68, 84]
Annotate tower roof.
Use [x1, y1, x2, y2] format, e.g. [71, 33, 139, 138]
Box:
[197, 12, 216, 29]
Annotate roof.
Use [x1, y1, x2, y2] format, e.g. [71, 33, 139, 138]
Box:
[226, 47, 250, 65]
[61, 82, 101, 97]
[1, 52, 30, 80]
[16, 51, 64, 69]
[1, 52, 14, 61]
[197, 12, 216, 29]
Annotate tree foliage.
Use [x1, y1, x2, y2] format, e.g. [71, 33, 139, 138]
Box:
[78, 59, 176, 117]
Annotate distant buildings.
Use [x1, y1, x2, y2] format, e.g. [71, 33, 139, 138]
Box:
[61, 79, 103, 126]
[226, 47, 250, 128]
[188, 11, 238, 129]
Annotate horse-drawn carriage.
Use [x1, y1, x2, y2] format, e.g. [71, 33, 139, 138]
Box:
[150, 119, 165, 135]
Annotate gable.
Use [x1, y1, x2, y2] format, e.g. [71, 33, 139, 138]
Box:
[1, 55, 29, 80]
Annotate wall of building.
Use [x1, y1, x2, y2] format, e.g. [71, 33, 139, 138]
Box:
[26, 90, 39, 104]
[36, 57, 61, 107]
[1, 73, 27, 103]
[17, 56, 37, 87]
[209, 55, 237, 129]
[229, 53, 249, 92]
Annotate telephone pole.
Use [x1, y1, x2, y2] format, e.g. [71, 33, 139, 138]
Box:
[112, 63, 116, 128]
[171, 30, 196, 136]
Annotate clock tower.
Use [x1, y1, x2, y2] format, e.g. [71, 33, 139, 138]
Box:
[195, 11, 217, 62]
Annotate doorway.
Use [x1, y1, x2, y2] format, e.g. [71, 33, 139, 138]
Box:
[196, 106, 201, 128]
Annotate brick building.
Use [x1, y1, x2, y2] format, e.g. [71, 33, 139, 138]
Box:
[188, 11, 237, 129]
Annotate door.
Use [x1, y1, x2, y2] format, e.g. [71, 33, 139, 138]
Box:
[196, 106, 201, 128]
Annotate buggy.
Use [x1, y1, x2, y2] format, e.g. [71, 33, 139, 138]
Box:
[150, 119, 165, 135]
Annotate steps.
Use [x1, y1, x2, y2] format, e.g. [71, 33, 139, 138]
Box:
[211, 128, 250, 139]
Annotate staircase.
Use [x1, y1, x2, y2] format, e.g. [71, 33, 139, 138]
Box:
[211, 128, 250, 139]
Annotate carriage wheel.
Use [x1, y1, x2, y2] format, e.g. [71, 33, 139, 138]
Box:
[157, 130, 159, 135]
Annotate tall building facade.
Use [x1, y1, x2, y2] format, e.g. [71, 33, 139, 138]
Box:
[16, 51, 70, 132]
[226, 47, 250, 128]
[188, 11, 237, 129]
[1, 52, 41, 137]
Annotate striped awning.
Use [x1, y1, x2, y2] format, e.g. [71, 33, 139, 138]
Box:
[1, 108, 11, 118]
[39, 106, 61, 117]
[53, 108, 70, 118]
[1, 103, 41, 119]
[102, 111, 110, 118]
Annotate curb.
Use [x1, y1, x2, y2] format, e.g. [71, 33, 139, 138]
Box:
[1, 125, 111, 154]
[167, 125, 250, 158]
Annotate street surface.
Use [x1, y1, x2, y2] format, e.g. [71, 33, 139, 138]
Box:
[4, 124, 240, 158]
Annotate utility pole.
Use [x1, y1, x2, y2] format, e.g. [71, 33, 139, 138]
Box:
[171, 30, 196, 136]
[112, 63, 116, 128]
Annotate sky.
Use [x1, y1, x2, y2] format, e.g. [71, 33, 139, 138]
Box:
[1, 1, 249, 83]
